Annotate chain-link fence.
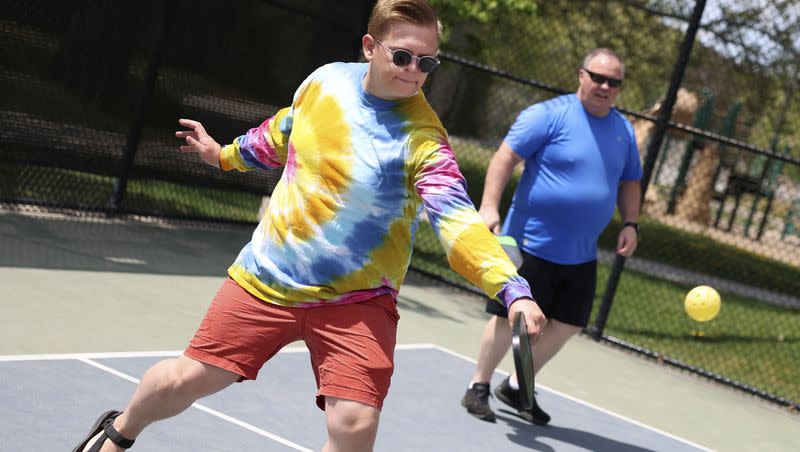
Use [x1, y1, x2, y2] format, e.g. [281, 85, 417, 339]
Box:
[1, 0, 798, 411]
[416, 51, 800, 411]
[416, 0, 800, 412]
[1, 0, 373, 221]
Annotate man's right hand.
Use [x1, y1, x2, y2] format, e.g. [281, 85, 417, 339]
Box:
[507, 297, 547, 344]
[478, 207, 502, 234]
[176, 119, 222, 168]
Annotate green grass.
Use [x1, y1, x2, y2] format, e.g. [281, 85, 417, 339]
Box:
[594, 265, 800, 404]
[124, 179, 261, 222]
[410, 221, 800, 404]
[599, 218, 800, 297]
[0, 164, 261, 222]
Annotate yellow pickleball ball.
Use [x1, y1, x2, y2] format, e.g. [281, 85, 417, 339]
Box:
[684, 285, 721, 322]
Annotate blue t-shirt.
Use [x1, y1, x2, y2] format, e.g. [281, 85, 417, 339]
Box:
[501, 94, 642, 264]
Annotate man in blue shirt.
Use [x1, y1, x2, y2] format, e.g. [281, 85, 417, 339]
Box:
[462, 48, 642, 424]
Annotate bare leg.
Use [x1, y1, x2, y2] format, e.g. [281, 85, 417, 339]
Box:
[322, 397, 380, 452]
[508, 319, 582, 384]
[531, 319, 581, 374]
[470, 315, 512, 384]
[86, 355, 240, 452]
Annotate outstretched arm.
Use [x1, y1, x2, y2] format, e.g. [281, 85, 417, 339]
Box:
[413, 136, 545, 340]
[175, 119, 222, 167]
[176, 108, 293, 173]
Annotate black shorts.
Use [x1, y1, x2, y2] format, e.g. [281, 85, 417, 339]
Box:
[486, 252, 597, 328]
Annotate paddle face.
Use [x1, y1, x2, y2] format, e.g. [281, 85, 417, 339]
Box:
[496, 235, 523, 269]
[512, 312, 535, 410]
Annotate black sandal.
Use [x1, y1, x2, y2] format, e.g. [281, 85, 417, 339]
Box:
[72, 410, 136, 451]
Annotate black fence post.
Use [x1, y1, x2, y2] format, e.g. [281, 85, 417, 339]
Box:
[589, 0, 708, 340]
[107, 0, 175, 213]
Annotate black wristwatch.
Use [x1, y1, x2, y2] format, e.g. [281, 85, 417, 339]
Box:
[623, 221, 640, 234]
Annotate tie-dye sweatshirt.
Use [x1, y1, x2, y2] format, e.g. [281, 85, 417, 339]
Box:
[219, 62, 531, 308]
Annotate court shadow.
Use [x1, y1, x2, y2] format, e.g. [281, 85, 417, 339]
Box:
[497, 410, 657, 452]
[396, 293, 460, 322]
[614, 327, 798, 345]
[0, 211, 249, 276]
[404, 265, 482, 297]
[401, 270, 496, 321]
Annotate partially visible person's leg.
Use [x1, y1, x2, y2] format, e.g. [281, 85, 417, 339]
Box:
[478, 252, 557, 385]
[83, 357, 241, 452]
[492, 319, 568, 426]
[306, 294, 398, 450]
[323, 397, 381, 452]
[532, 319, 582, 373]
[470, 313, 512, 384]
[496, 258, 597, 425]
[461, 301, 513, 422]
[503, 318, 581, 388]
[526, 257, 595, 375]
[116, 356, 240, 436]
[75, 277, 303, 451]
[536, 259, 597, 373]
[463, 252, 555, 422]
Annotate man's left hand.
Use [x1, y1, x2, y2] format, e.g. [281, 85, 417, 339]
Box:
[616, 226, 638, 256]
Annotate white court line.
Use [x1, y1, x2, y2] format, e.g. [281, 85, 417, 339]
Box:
[0, 344, 405, 362]
[0, 347, 309, 361]
[427, 343, 714, 452]
[2, 344, 712, 451]
[0, 351, 184, 361]
[77, 357, 313, 452]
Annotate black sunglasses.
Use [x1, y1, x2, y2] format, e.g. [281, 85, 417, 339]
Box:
[582, 68, 623, 88]
[376, 40, 440, 73]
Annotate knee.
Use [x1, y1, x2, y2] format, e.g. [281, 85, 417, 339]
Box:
[326, 400, 379, 439]
[153, 357, 233, 399]
[148, 359, 193, 399]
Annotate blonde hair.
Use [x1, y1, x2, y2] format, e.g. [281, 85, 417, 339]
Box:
[367, 0, 441, 40]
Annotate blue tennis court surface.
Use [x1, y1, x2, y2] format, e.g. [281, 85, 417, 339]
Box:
[0, 345, 710, 451]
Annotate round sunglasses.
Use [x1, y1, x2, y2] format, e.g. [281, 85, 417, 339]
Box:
[376, 40, 440, 73]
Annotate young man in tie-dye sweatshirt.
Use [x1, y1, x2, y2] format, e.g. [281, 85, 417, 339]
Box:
[74, 1, 545, 451]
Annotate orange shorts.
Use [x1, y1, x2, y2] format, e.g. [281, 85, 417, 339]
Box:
[185, 277, 400, 410]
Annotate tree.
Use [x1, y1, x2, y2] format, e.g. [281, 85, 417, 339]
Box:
[619, 0, 799, 148]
